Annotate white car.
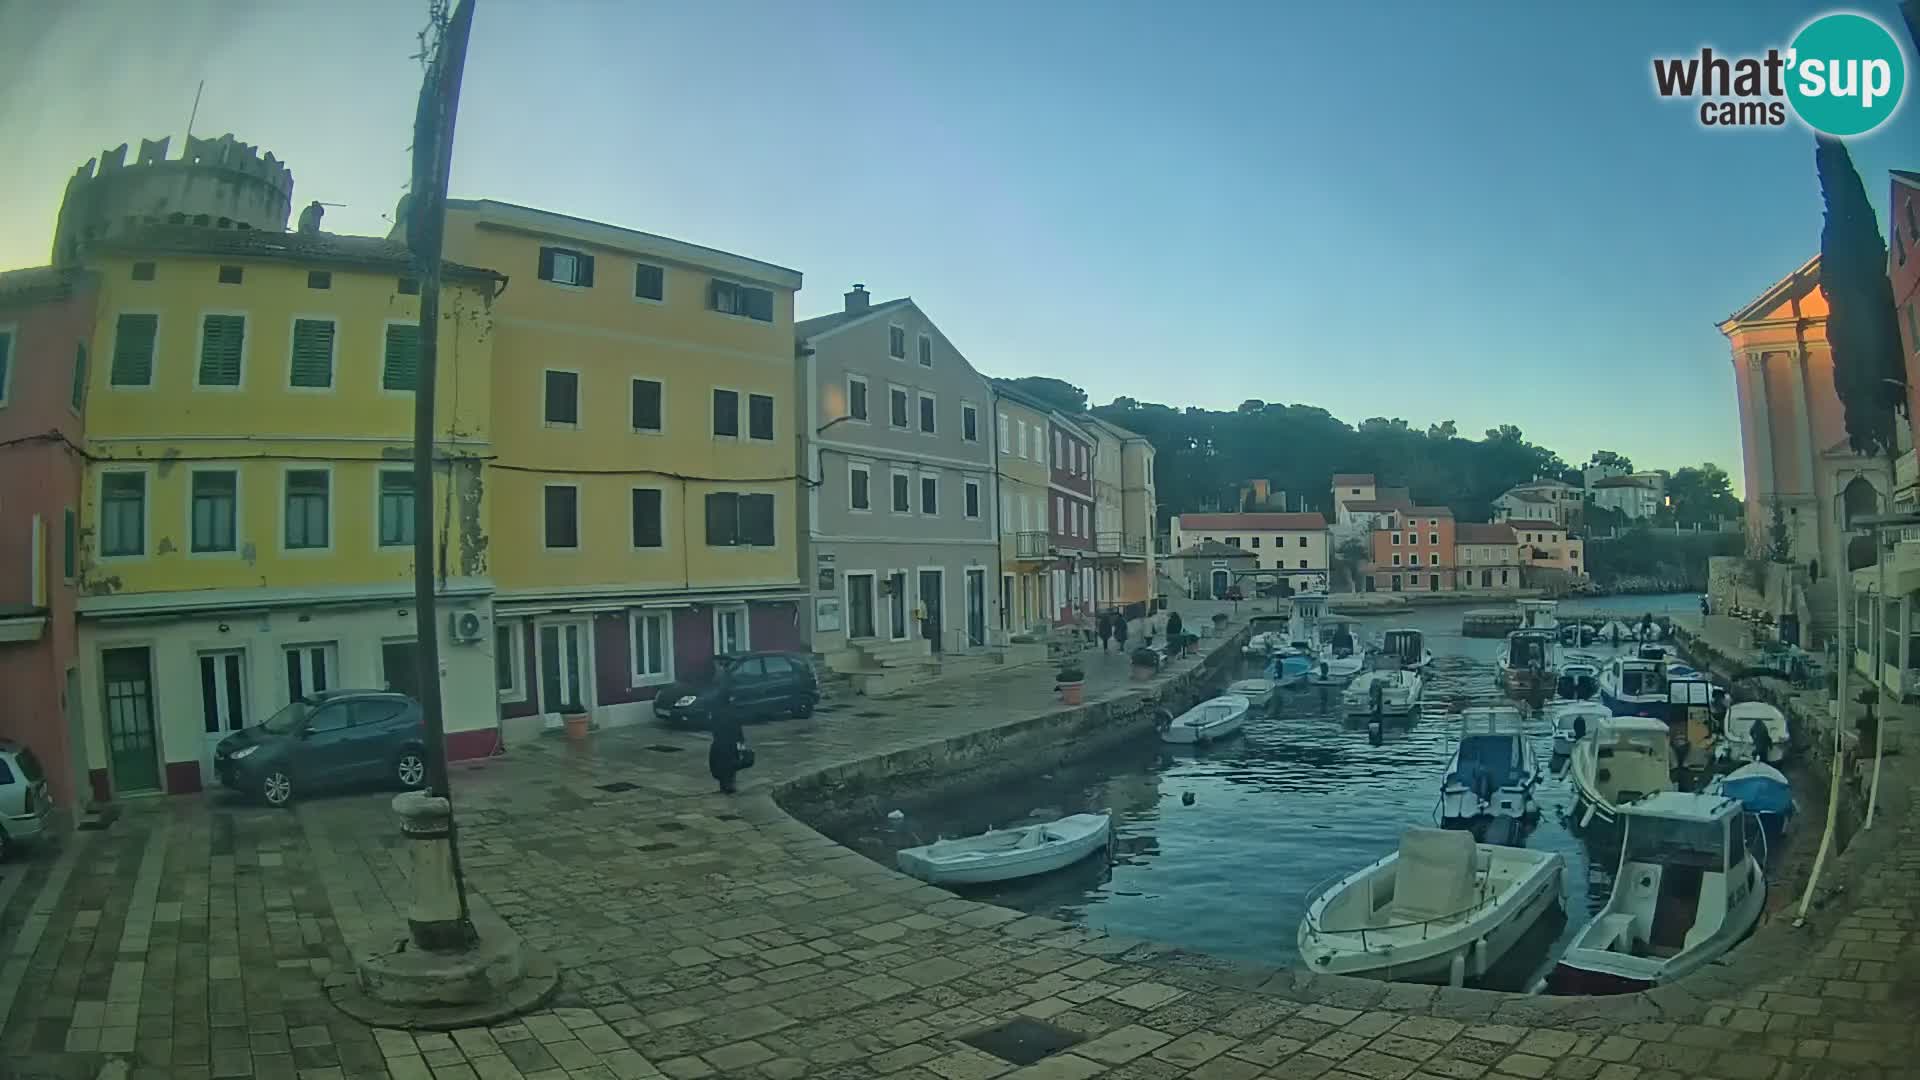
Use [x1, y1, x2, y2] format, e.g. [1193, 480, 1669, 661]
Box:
[0, 740, 53, 861]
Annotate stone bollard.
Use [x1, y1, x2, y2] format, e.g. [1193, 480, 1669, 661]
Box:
[394, 791, 473, 952]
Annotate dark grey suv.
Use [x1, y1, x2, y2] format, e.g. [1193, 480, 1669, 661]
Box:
[215, 690, 427, 807]
[653, 651, 820, 728]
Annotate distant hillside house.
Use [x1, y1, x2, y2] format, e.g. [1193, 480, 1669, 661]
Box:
[1454, 522, 1522, 589]
[1366, 506, 1457, 593]
[1588, 472, 1667, 520]
[1492, 479, 1581, 528]
[1330, 473, 1413, 550]
[1162, 541, 1258, 600]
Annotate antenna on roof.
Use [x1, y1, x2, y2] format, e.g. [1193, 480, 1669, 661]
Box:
[184, 80, 205, 143]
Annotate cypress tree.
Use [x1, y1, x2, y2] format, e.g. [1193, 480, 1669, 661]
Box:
[1815, 135, 1908, 457]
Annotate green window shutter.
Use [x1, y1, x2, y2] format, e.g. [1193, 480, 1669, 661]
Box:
[383, 324, 420, 391]
[62, 509, 76, 579]
[197, 314, 244, 386]
[111, 314, 157, 386]
[70, 344, 87, 409]
[290, 319, 335, 388]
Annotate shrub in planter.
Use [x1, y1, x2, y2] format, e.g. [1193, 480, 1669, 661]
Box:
[1057, 660, 1086, 704]
[1130, 647, 1159, 681]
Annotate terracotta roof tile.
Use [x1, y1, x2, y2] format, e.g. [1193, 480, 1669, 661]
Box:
[1177, 512, 1327, 530]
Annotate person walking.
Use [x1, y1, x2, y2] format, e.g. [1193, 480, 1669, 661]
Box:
[708, 714, 749, 794]
[1114, 611, 1130, 653]
[1098, 610, 1114, 652]
[1749, 712, 1774, 764]
[1166, 610, 1185, 656]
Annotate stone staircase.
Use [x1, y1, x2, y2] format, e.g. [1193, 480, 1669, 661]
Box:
[1801, 578, 1839, 651]
[826, 637, 1047, 698]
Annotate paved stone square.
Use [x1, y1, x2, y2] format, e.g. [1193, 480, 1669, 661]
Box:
[3, 603, 1917, 1079]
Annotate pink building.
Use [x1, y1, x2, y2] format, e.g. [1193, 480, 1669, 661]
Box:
[0, 267, 96, 813]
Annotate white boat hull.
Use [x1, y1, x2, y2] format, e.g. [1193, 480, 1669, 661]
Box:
[897, 813, 1112, 886]
[1226, 679, 1276, 708]
[1551, 853, 1765, 993]
[1162, 695, 1251, 744]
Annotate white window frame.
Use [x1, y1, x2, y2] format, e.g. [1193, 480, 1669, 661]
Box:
[1053, 430, 1063, 468]
[106, 310, 162, 391]
[372, 465, 417, 549]
[186, 464, 242, 559]
[845, 373, 870, 425]
[961, 401, 980, 443]
[630, 376, 666, 435]
[1016, 419, 1028, 459]
[549, 249, 582, 287]
[628, 609, 675, 687]
[964, 478, 982, 520]
[541, 481, 581, 552]
[849, 461, 873, 513]
[712, 604, 751, 654]
[920, 471, 941, 517]
[997, 412, 1009, 453]
[632, 261, 667, 305]
[495, 619, 527, 703]
[917, 390, 938, 436]
[888, 323, 907, 360]
[888, 384, 911, 430]
[844, 571, 878, 640]
[378, 317, 423, 397]
[192, 308, 249, 391]
[285, 313, 338, 394]
[917, 332, 933, 368]
[543, 367, 582, 429]
[1410, 553, 1421, 566]
[95, 465, 152, 562]
[890, 468, 913, 514]
[279, 463, 334, 555]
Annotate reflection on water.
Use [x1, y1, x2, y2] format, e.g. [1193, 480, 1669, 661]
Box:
[827, 596, 1697, 991]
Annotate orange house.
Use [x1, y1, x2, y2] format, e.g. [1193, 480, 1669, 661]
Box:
[1367, 507, 1456, 592]
[1720, 256, 1888, 581]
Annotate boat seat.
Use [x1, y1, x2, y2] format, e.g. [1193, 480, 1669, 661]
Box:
[1590, 912, 1637, 952]
[1389, 828, 1477, 922]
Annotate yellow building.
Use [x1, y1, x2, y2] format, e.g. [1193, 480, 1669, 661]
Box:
[440, 201, 805, 734]
[993, 387, 1057, 631]
[72, 225, 502, 799]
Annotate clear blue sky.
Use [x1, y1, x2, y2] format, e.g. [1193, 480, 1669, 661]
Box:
[2, 1, 1915, 492]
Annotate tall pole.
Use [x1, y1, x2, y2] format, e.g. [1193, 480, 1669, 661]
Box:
[407, 0, 477, 945]
[1796, 496, 1848, 925]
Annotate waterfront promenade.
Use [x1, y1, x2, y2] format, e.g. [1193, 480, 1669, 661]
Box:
[2, 605, 1917, 1080]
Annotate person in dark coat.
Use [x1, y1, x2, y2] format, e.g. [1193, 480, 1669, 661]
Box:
[1749, 713, 1774, 764]
[1114, 612, 1130, 652]
[708, 715, 748, 794]
[1165, 611, 1184, 655]
[1098, 611, 1114, 652]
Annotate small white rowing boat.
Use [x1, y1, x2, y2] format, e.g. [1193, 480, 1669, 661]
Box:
[896, 812, 1113, 885]
[1299, 828, 1564, 986]
[1160, 694, 1250, 744]
[1343, 669, 1424, 716]
[1547, 700, 1611, 758]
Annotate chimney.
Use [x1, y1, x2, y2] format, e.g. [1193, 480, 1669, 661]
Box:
[845, 283, 869, 313]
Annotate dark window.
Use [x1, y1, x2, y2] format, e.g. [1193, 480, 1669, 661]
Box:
[111, 313, 157, 386]
[131, 262, 155, 281]
[962, 404, 978, 442]
[634, 263, 664, 301]
[1300, 560, 1309, 569]
[190, 471, 237, 553]
[382, 323, 420, 391]
[849, 379, 868, 421]
[398, 277, 421, 295]
[379, 471, 414, 547]
[285, 470, 330, 549]
[713, 388, 739, 436]
[306, 270, 331, 290]
[101, 473, 145, 556]
[290, 318, 335, 388]
[889, 326, 906, 358]
[748, 394, 774, 440]
[631, 488, 663, 548]
[965, 482, 980, 519]
[544, 486, 579, 548]
[1226, 536, 1240, 547]
[62, 509, 76, 580]
[705, 492, 776, 547]
[305, 704, 352, 734]
[851, 468, 871, 510]
[892, 473, 911, 512]
[632, 378, 663, 431]
[197, 315, 244, 386]
[217, 265, 243, 285]
[1299, 536, 1307, 547]
[544, 370, 579, 424]
[919, 395, 935, 434]
[921, 476, 939, 515]
[889, 387, 909, 428]
[538, 246, 594, 287]
[918, 334, 932, 367]
[710, 280, 773, 321]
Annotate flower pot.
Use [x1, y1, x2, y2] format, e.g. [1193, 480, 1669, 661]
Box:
[1059, 681, 1085, 705]
[563, 711, 591, 740]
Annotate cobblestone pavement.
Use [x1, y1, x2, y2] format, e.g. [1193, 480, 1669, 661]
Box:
[5, 604, 1918, 1080]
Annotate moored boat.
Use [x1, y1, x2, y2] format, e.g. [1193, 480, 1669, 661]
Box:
[1343, 668, 1425, 716]
[1439, 707, 1540, 826]
[1299, 828, 1564, 986]
[1496, 629, 1558, 697]
[1707, 762, 1795, 856]
[1555, 658, 1601, 702]
[1380, 628, 1434, 671]
[1549, 792, 1764, 994]
[1547, 700, 1611, 758]
[1598, 655, 1667, 718]
[896, 812, 1113, 886]
[1568, 715, 1674, 825]
[1718, 702, 1789, 766]
[1160, 694, 1251, 744]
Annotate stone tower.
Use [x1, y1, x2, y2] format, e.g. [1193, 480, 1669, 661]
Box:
[52, 133, 296, 265]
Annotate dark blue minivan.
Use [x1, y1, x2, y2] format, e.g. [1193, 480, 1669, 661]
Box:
[215, 690, 428, 806]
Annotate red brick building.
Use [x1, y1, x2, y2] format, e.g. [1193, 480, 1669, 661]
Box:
[1367, 506, 1456, 592]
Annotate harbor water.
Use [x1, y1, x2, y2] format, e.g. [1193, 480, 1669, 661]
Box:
[828, 593, 1705, 992]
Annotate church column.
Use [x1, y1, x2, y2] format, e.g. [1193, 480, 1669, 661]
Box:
[1789, 348, 1816, 497]
[1748, 352, 1776, 499]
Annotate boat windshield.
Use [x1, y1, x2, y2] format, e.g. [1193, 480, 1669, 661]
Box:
[1456, 734, 1521, 778]
[1511, 635, 1550, 667]
[1624, 815, 1725, 871]
[1619, 665, 1666, 697]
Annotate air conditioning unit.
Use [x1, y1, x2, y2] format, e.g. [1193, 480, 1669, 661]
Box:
[448, 610, 484, 644]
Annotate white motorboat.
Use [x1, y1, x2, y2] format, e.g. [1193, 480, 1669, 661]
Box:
[1718, 702, 1789, 766]
[1517, 599, 1559, 631]
[1226, 672, 1276, 708]
[1496, 629, 1558, 698]
[1550, 792, 1764, 994]
[1568, 715, 1674, 825]
[1343, 668, 1425, 716]
[1299, 828, 1564, 986]
[896, 812, 1112, 886]
[1160, 694, 1250, 744]
[1309, 617, 1366, 684]
[1555, 658, 1601, 702]
[1598, 655, 1668, 718]
[1243, 631, 1285, 656]
[1547, 700, 1612, 757]
[1380, 628, 1434, 671]
[1439, 707, 1540, 826]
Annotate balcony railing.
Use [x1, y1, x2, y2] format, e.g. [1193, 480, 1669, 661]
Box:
[1096, 531, 1149, 557]
[1015, 531, 1053, 560]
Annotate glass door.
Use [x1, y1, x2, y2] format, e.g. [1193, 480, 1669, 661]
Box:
[888, 572, 909, 640]
[966, 568, 987, 647]
[537, 620, 594, 714]
[285, 642, 338, 701]
[919, 570, 944, 653]
[198, 649, 247, 783]
[102, 647, 160, 794]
